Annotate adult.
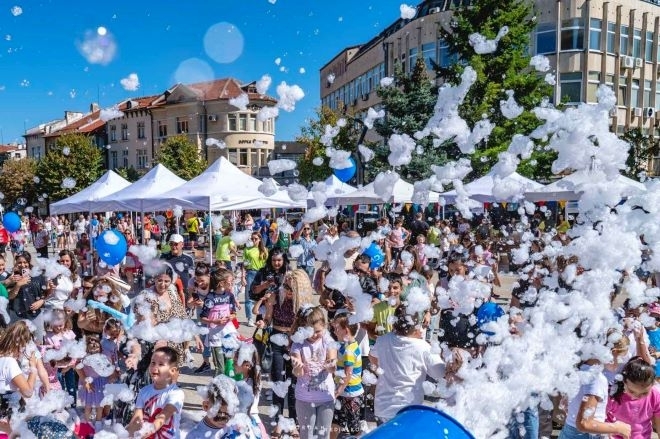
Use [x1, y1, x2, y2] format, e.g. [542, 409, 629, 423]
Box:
[249, 247, 288, 304]
[294, 223, 317, 278]
[270, 215, 291, 252]
[369, 304, 444, 423]
[43, 250, 81, 311]
[34, 222, 49, 258]
[409, 212, 429, 243]
[215, 227, 237, 270]
[0, 321, 39, 420]
[77, 276, 126, 335]
[242, 213, 255, 232]
[75, 233, 92, 275]
[7, 252, 49, 342]
[122, 229, 139, 289]
[73, 214, 88, 242]
[160, 234, 194, 297]
[186, 212, 200, 249]
[242, 232, 268, 327]
[256, 213, 272, 248]
[0, 224, 9, 259]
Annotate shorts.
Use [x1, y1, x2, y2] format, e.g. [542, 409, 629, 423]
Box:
[332, 394, 364, 435]
[188, 232, 198, 243]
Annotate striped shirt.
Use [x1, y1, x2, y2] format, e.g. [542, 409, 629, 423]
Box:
[337, 340, 363, 397]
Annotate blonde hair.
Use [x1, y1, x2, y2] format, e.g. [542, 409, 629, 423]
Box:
[280, 269, 314, 312]
[0, 321, 32, 357]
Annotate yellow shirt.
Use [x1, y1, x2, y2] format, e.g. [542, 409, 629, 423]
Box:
[371, 301, 395, 336]
[187, 217, 199, 233]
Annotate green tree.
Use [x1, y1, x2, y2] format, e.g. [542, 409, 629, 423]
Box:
[296, 106, 365, 185]
[36, 133, 104, 202]
[621, 128, 659, 180]
[115, 166, 141, 182]
[436, 0, 555, 180]
[367, 58, 443, 182]
[0, 158, 38, 207]
[156, 135, 207, 180]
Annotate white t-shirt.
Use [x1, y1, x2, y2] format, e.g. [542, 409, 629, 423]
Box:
[135, 384, 185, 439]
[45, 276, 79, 310]
[565, 363, 609, 428]
[186, 420, 229, 439]
[370, 332, 444, 421]
[0, 357, 22, 393]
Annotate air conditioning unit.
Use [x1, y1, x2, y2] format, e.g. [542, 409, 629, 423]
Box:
[429, 7, 441, 14]
[621, 55, 634, 69]
[655, 110, 660, 120]
[208, 115, 217, 122]
[635, 57, 644, 68]
[634, 107, 643, 118]
[645, 107, 655, 119]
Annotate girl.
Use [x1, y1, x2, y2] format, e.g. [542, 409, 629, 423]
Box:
[236, 343, 268, 439]
[290, 306, 337, 439]
[43, 310, 77, 403]
[606, 357, 660, 439]
[77, 334, 110, 423]
[387, 218, 408, 269]
[0, 321, 38, 421]
[190, 263, 214, 373]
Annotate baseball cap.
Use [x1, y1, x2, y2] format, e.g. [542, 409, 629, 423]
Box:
[169, 234, 184, 243]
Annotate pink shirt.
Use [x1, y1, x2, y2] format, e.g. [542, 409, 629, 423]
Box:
[606, 385, 660, 439]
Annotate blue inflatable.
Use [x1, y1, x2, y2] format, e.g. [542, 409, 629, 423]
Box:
[333, 157, 357, 183]
[2, 212, 21, 233]
[91, 218, 99, 227]
[363, 242, 385, 269]
[476, 302, 505, 336]
[95, 229, 128, 266]
[361, 405, 474, 439]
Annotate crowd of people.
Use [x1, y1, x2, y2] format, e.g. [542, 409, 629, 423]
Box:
[0, 207, 658, 438]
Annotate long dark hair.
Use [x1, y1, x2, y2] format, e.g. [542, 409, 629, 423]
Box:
[611, 356, 655, 403]
[266, 246, 288, 274]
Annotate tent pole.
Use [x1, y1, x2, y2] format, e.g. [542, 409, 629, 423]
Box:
[208, 200, 213, 265]
[89, 208, 95, 276]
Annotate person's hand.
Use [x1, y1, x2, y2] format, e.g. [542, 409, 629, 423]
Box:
[28, 352, 37, 369]
[47, 280, 56, 290]
[291, 355, 304, 370]
[84, 381, 94, 392]
[612, 420, 631, 439]
[195, 338, 204, 352]
[324, 299, 335, 309]
[125, 355, 137, 370]
[256, 320, 266, 329]
[9, 274, 21, 283]
[16, 275, 29, 287]
[29, 299, 44, 311]
[217, 316, 230, 325]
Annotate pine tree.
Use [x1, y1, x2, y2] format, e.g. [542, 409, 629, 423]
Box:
[296, 106, 365, 185]
[437, 0, 555, 180]
[36, 133, 104, 202]
[156, 134, 207, 180]
[367, 58, 445, 182]
[621, 128, 660, 181]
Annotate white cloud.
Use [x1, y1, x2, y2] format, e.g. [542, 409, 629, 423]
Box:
[120, 73, 140, 91]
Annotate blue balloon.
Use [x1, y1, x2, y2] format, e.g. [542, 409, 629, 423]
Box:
[333, 157, 357, 183]
[117, 213, 123, 219]
[90, 218, 99, 227]
[95, 229, 128, 266]
[2, 212, 21, 233]
[477, 302, 505, 335]
[362, 405, 475, 439]
[363, 242, 385, 269]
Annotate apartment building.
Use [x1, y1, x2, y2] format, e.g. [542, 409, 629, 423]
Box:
[106, 96, 156, 172]
[24, 112, 84, 160]
[0, 144, 27, 166]
[320, 0, 660, 173]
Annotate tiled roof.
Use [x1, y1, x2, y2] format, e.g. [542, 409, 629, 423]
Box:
[0, 145, 22, 153]
[43, 110, 104, 138]
[117, 95, 159, 111]
[159, 78, 277, 104]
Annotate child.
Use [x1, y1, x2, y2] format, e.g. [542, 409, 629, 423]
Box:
[235, 343, 268, 439]
[189, 263, 213, 373]
[42, 310, 77, 402]
[331, 312, 364, 439]
[77, 335, 109, 423]
[127, 347, 185, 439]
[200, 268, 238, 377]
[290, 306, 336, 439]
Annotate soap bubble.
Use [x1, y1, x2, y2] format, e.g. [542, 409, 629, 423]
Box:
[203, 22, 244, 64]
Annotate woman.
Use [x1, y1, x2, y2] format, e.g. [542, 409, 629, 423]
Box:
[253, 269, 313, 434]
[77, 276, 125, 335]
[0, 321, 39, 421]
[249, 247, 288, 304]
[242, 232, 268, 327]
[243, 213, 255, 232]
[122, 230, 139, 289]
[7, 252, 49, 343]
[44, 250, 81, 311]
[294, 224, 317, 279]
[133, 266, 194, 367]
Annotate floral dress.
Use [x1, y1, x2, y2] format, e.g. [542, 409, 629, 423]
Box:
[144, 286, 189, 367]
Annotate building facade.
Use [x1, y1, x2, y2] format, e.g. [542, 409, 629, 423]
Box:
[106, 97, 156, 172]
[319, 0, 660, 173]
[24, 112, 83, 160]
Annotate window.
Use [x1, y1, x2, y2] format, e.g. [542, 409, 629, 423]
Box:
[559, 72, 582, 103]
[239, 149, 248, 166]
[655, 88, 660, 110]
[176, 117, 189, 134]
[228, 114, 237, 131]
[251, 149, 258, 168]
[158, 121, 167, 137]
[646, 31, 654, 62]
[110, 125, 117, 142]
[536, 23, 556, 54]
[620, 25, 629, 54]
[607, 22, 616, 53]
[586, 71, 601, 103]
[409, 47, 418, 72]
[644, 80, 652, 108]
[111, 151, 118, 169]
[618, 76, 628, 107]
[633, 29, 642, 59]
[421, 42, 436, 69]
[631, 79, 640, 108]
[239, 114, 247, 131]
[262, 149, 270, 166]
[137, 149, 148, 169]
[121, 123, 128, 141]
[561, 18, 584, 51]
[248, 115, 256, 131]
[589, 18, 602, 51]
[227, 148, 238, 165]
[438, 38, 459, 67]
[137, 121, 145, 139]
[122, 150, 129, 168]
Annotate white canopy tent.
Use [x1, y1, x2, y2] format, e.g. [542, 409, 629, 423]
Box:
[307, 175, 357, 207]
[333, 177, 440, 205]
[50, 170, 131, 214]
[139, 157, 306, 211]
[92, 164, 187, 212]
[524, 170, 647, 202]
[442, 171, 544, 203]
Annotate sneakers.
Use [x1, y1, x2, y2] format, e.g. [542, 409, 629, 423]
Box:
[247, 320, 256, 327]
[195, 362, 211, 373]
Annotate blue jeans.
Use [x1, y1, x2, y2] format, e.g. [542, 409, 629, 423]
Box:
[507, 407, 539, 439]
[58, 368, 77, 406]
[558, 424, 603, 439]
[245, 270, 257, 322]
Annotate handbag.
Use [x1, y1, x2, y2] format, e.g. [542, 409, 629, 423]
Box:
[252, 325, 272, 372]
[261, 343, 273, 373]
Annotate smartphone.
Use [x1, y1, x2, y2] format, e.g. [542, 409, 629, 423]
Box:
[21, 269, 28, 276]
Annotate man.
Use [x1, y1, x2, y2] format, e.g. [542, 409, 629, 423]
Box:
[74, 214, 88, 241]
[160, 234, 194, 294]
[409, 212, 429, 242]
[186, 213, 200, 249]
[75, 233, 92, 274]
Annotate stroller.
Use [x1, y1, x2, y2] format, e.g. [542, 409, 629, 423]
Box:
[109, 340, 153, 425]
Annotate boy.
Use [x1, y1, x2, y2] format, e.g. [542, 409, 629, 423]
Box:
[127, 347, 185, 439]
[331, 312, 364, 439]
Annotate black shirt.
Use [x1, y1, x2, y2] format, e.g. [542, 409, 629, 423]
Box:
[160, 252, 194, 289]
[11, 274, 46, 318]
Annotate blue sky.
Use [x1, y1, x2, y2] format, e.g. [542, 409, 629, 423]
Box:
[0, 0, 407, 145]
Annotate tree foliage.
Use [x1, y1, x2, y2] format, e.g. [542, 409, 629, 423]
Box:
[436, 0, 555, 180]
[156, 135, 207, 180]
[115, 166, 141, 182]
[36, 133, 104, 202]
[0, 158, 38, 207]
[621, 128, 660, 181]
[367, 58, 444, 182]
[296, 106, 365, 185]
